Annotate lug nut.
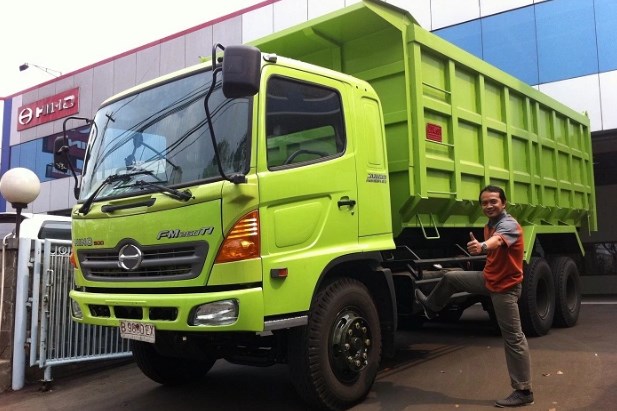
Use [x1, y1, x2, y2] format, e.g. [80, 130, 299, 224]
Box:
[344, 343, 350, 351]
[365, 339, 371, 346]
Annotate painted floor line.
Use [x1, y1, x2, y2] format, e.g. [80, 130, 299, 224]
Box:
[581, 301, 617, 305]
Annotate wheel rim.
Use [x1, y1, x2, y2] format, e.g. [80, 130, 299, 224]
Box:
[330, 309, 372, 383]
[565, 272, 578, 312]
[536, 277, 550, 319]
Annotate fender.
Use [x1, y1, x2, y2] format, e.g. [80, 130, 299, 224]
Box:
[317, 252, 398, 358]
[522, 225, 584, 262]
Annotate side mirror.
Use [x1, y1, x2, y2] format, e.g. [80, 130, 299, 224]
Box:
[222, 45, 262, 98]
[53, 136, 69, 173]
[58, 116, 91, 199]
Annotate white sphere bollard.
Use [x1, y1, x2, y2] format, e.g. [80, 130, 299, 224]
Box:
[0, 167, 41, 207]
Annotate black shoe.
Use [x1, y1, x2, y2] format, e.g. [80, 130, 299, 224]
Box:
[415, 289, 437, 320]
[495, 390, 534, 408]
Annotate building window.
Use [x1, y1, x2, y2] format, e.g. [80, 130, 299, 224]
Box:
[9, 125, 90, 182]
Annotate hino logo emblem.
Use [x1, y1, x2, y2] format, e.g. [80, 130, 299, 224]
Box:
[118, 244, 143, 271]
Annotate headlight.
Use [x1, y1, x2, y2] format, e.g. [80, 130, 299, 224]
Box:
[190, 299, 238, 326]
[70, 298, 83, 319]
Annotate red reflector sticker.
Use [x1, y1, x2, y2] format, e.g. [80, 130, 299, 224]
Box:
[270, 268, 288, 278]
[426, 123, 442, 143]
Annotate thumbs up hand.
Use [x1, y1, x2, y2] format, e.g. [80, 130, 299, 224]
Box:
[467, 232, 481, 255]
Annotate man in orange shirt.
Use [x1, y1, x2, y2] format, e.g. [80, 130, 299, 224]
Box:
[415, 185, 533, 408]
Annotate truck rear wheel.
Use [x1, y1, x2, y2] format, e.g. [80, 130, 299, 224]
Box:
[288, 278, 381, 410]
[549, 256, 581, 327]
[519, 257, 555, 337]
[131, 340, 215, 385]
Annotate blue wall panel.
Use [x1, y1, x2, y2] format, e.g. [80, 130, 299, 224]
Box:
[595, 0, 617, 72]
[434, 0, 617, 86]
[482, 7, 538, 85]
[0, 100, 10, 212]
[535, 0, 598, 83]
[434, 20, 483, 60]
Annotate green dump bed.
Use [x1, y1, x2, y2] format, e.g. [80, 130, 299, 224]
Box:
[252, 0, 596, 235]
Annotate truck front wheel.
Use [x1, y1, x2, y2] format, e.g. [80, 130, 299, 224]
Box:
[288, 278, 382, 410]
[131, 340, 216, 385]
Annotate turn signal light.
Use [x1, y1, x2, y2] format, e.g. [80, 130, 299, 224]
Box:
[215, 210, 260, 263]
[69, 247, 78, 268]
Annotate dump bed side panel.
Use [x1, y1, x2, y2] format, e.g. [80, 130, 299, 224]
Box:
[400, 22, 595, 234]
[251, 0, 596, 236]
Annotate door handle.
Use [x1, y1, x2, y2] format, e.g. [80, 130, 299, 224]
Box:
[337, 197, 356, 208]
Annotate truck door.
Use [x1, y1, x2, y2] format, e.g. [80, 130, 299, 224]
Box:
[257, 70, 358, 316]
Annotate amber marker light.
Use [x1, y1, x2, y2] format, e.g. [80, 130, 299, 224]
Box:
[69, 246, 78, 268]
[215, 210, 260, 263]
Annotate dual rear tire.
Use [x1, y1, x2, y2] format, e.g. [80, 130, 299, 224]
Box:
[550, 256, 582, 327]
[519, 256, 581, 337]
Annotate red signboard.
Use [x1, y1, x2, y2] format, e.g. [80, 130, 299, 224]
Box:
[17, 87, 80, 131]
[426, 123, 443, 143]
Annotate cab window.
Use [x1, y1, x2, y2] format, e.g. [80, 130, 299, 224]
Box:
[266, 77, 345, 169]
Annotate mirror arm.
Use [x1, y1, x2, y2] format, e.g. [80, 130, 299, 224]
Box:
[203, 44, 247, 184]
[61, 116, 92, 198]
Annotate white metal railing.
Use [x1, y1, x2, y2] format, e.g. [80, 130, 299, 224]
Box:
[13, 238, 131, 389]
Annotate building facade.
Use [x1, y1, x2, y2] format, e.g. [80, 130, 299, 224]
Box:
[1, 0, 615, 286]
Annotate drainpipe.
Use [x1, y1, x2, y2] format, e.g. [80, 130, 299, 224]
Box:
[12, 237, 31, 390]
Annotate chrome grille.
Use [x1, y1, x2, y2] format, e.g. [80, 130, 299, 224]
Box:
[78, 241, 208, 281]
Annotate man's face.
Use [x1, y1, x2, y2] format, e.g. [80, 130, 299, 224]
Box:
[480, 191, 506, 219]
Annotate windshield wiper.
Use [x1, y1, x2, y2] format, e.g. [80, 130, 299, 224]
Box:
[78, 170, 156, 215]
[134, 180, 193, 202]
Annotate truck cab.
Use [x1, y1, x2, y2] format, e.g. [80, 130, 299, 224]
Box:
[57, 42, 397, 410]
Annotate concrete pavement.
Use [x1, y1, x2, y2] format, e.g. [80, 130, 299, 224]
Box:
[0, 298, 615, 410]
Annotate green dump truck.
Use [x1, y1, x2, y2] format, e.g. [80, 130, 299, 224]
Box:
[55, 1, 596, 409]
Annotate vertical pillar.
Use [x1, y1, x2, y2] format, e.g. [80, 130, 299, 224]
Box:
[0, 244, 18, 392]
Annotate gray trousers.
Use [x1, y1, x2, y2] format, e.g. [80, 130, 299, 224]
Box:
[424, 270, 532, 391]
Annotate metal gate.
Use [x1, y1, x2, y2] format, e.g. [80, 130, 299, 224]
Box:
[13, 238, 131, 389]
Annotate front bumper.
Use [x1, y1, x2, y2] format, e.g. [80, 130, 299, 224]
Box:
[70, 287, 264, 332]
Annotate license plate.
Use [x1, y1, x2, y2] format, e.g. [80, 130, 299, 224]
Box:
[120, 320, 156, 343]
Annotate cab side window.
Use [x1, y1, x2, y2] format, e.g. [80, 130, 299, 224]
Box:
[266, 77, 345, 169]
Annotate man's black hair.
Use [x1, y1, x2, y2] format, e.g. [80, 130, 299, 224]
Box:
[479, 185, 506, 203]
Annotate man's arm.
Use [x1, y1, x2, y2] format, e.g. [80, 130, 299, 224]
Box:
[467, 232, 504, 255]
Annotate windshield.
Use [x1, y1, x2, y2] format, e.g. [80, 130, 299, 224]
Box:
[79, 69, 251, 201]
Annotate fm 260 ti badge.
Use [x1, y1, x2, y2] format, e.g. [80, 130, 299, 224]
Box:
[156, 226, 215, 240]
